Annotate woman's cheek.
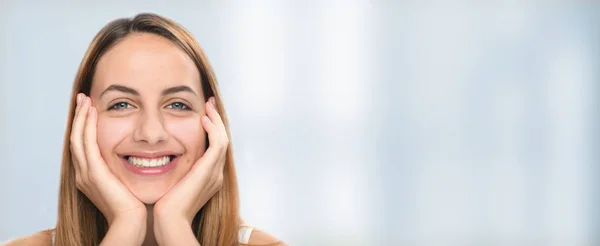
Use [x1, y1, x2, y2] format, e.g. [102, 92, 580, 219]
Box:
[96, 115, 133, 157]
[166, 116, 206, 158]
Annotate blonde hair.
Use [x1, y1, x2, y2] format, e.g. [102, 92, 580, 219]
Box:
[55, 13, 241, 246]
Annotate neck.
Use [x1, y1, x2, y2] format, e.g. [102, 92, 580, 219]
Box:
[142, 204, 158, 246]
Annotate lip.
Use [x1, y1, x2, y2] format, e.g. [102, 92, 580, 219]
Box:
[118, 151, 181, 159]
[119, 153, 181, 176]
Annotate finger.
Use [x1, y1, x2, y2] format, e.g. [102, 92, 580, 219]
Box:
[83, 105, 107, 174]
[71, 95, 91, 177]
[205, 99, 229, 147]
[72, 94, 84, 135]
[198, 115, 221, 165]
[71, 94, 83, 150]
[74, 93, 82, 115]
[205, 99, 228, 165]
[206, 97, 225, 132]
[70, 94, 83, 173]
[72, 94, 86, 187]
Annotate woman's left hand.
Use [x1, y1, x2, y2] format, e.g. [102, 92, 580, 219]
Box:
[153, 97, 229, 245]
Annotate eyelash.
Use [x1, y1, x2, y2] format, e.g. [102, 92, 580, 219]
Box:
[108, 101, 132, 111]
[107, 101, 192, 111]
[166, 102, 191, 110]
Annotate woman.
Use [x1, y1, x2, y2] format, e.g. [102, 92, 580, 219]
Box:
[2, 13, 284, 246]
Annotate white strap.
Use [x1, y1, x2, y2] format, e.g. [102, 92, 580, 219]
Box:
[238, 226, 253, 244]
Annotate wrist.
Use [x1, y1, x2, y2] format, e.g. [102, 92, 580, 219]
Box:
[101, 214, 147, 245]
[154, 216, 198, 245]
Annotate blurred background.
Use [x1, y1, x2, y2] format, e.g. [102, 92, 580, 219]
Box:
[0, 1, 598, 245]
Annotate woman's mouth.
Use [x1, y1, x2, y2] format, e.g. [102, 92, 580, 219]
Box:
[120, 155, 180, 176]
[125, 155, 175, 168]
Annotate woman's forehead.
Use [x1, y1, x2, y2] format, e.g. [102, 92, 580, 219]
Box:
[90, 33, 202, 98]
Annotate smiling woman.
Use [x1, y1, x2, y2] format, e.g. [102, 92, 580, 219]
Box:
[1, 13, 285, 246]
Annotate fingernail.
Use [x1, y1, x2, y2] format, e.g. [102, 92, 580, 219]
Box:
[210, 97, 216, 107]
[77, 94, 81, 104]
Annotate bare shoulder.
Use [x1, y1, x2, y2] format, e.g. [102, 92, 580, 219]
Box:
[248, 228, 288, 246]
[1, 229, 53, 246]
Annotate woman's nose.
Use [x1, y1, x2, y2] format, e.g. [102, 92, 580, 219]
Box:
[133, 111, 168, 145]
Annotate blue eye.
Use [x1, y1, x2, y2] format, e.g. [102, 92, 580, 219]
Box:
[167, 102, 190, 110]
[109, 101, 132, 110]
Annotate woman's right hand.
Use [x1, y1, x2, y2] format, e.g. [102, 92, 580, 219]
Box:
[70, 94, 147, 244]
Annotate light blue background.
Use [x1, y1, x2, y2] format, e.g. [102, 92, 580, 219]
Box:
[1, 1, 598, 245]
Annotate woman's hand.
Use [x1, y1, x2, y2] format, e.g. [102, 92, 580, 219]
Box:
[70, 94, 147, 245]
[153, 97, 229, 245]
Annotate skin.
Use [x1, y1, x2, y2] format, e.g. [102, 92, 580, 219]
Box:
[92, 33, 206, 205]
[69, 33, 229, 246]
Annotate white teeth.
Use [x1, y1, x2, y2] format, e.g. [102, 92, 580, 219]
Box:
[127, 156, 171, 167]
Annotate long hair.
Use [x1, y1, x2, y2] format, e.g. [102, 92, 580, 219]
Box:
[54, 13, 240, 246]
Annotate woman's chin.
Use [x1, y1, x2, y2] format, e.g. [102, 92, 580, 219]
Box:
[129, 185, 168, 205]
[137, 194, 163, 205]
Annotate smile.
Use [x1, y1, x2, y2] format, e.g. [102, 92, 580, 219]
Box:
[125, 155, 175, 168]
[120, 154, 181, 176]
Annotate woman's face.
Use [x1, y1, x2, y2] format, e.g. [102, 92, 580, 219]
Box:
[89, 33, 207, 204]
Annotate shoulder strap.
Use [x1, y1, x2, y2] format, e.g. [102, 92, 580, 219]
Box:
[238, 226, 254, 244]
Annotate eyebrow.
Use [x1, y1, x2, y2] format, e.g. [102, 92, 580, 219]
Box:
[99, 84, 198, 99]
[100, 85, 139, 98]
[161, 86, 198, 97]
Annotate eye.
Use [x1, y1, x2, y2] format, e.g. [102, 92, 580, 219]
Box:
[167, 102, 191, 110]
[108, 101, 133, 111]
